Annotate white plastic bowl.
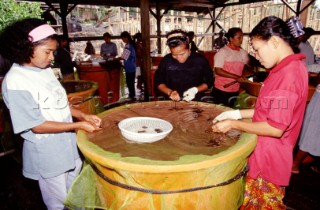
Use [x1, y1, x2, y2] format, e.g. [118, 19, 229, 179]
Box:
[118, 117, 173, 143]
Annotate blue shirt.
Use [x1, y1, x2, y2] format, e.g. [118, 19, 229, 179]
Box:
[122, 43, 136, 73]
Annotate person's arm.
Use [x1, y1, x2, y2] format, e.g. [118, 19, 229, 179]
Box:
[32, 108, 102, 134]
[100, 44, 104, 56]
[31, 120, 98, 133]
[157, 84, 180, 101]
[111, 43, 118, 56]
[195, 83, 208, 93]
[212, 120, 284, 138]
[70, 106, 102, 127]
[215, 67, 244, 82]
[240, 109, 254, 119]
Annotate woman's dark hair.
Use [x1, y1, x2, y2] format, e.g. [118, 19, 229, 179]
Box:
[225, 28, 242, 41]
[120, 31, 135, 47]
[103, 32, 111, 38]
[0, 18, 58, 74]
[133, 32, 142, 41]
[249, 16, 300, 53]
[85, 41, 96, 55]
[166, 29, 190, 49]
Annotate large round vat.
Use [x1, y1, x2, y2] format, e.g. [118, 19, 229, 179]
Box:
[61, 80, 99, 114]
[77, 61, 121, 105]
[66, 101, 257, 210]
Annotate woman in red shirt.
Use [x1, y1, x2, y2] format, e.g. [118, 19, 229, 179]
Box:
[212, 16, 308, 209]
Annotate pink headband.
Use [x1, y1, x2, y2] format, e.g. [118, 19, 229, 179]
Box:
[28, 24, 56, 42]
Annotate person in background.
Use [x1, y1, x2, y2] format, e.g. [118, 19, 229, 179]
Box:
[292, 27, 318, 175]
[100, 32, 118, 60]
[54, 35, 75, 80]
[186, 31, 199, 53]
[298, 27, 315, 65]
[0, 18, 102, 210]
[120, 31, 136, 100]
[154, 29, 213, 102]
[292, 78, 320, 174]
[212, 16, 308, 209]
[211, 27, 249, 107]
[214, 30, 228, 50]
[133, 32, 143, 90]
[84, 40, 96, 55]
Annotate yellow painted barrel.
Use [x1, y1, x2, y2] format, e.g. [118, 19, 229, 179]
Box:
[66, 101, 257, 210]
[61, 80, 100, 114]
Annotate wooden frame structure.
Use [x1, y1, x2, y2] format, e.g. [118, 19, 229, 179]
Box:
[22, 0, 317, 98]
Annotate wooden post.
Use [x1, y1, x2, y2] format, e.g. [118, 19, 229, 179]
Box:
[156, 2, 162, 53]
[59, 0, 69, 39]
[140, 0, 152, 99]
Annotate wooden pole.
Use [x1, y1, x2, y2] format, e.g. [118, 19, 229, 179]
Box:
[156, 2, 162, 53]
[140, 0, 152, 99]
[59, 0, 69, 39]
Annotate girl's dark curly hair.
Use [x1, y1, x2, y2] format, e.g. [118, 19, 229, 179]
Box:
[249, 16, 300, 53]
[0, 18, 58, 74]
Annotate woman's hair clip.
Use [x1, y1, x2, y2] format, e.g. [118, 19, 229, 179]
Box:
[166, 36, 189, 47]
[286, 16, 305, 38]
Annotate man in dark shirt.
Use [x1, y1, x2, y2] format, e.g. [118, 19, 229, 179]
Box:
[154, 29, 213, 102]
[214, 30, 228, 50]
[54, 35, 75, 80]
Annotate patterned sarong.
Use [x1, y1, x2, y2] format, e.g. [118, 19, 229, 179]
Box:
[239, 175, 286, 210]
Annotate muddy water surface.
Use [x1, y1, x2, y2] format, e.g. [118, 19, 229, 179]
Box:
[86, 101, 241, 161]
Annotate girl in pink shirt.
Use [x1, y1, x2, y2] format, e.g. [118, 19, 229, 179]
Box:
[212, 16, 308, 209]
[212, 27, 249, 107]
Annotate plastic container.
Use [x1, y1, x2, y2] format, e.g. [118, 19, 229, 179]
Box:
[118, 117, 173, 143]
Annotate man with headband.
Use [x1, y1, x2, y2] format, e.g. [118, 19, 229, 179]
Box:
[154, 29, 213, 102]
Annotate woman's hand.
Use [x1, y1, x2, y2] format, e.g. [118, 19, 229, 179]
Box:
[169, 90, 181, 101]
[212, 120, 234, 133]
[212, 110, 242, 123]
[236, 76, 245, 83]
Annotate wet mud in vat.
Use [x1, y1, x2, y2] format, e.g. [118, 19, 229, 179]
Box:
[86, 101, 241, 161]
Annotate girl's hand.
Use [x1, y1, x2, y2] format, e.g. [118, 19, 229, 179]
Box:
[82, 114, 102, 128]
[212, 120, 234, 133]
[78, 121, 102, 132]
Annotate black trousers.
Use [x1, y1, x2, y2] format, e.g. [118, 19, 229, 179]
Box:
[125, 71, 136, 99]
[211, 86, 239, 108]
